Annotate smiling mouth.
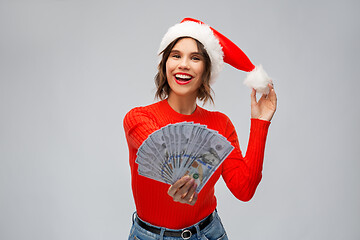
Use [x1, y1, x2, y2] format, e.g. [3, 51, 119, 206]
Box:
[174, 74, 193, 85]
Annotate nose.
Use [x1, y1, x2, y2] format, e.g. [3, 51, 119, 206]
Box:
[178, 57, 190, 70]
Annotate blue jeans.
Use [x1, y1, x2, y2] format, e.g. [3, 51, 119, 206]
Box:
[128, 210, 228, 240]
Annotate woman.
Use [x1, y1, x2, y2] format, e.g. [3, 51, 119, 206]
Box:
[123, 18, 277, 240]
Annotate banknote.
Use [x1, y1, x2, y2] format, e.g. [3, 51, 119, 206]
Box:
[136, 122, 234, 193]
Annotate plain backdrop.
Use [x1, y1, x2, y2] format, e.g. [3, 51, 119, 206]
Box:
[1, 0, 359, 239]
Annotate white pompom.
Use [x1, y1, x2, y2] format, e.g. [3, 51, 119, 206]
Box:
[243, 65, 271, 94]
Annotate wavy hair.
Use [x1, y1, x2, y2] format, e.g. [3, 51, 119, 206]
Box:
[154, 37, 214, 105]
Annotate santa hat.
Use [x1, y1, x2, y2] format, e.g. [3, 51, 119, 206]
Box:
[158, 17, 271, 94]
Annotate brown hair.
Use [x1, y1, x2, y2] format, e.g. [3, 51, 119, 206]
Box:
[154, 37, 214, 105]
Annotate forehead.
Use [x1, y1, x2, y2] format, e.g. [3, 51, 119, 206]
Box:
[171, 38, 199, 53]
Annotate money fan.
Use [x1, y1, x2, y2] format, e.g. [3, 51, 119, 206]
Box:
[136, 122, 234, 193]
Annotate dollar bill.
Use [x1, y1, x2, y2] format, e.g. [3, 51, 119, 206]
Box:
[135, 122, 234, 193]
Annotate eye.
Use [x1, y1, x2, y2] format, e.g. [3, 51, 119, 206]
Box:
[171, 54, 180, 59]
[192, 55, 201, 61]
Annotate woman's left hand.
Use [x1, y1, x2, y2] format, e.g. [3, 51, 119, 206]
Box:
[251, 83, 277, 121]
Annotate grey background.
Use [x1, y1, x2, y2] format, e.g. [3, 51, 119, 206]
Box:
[1, 0, 359, 239]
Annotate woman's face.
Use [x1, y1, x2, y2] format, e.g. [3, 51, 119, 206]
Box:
[165, 38, 205, 100]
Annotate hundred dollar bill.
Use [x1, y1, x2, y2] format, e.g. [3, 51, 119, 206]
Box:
[135, 122, 234, 192]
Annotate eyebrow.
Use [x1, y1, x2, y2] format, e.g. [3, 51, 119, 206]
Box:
[170, 49, 202, 55]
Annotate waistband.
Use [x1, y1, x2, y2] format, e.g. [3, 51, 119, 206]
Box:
[134, 211, 215, 239]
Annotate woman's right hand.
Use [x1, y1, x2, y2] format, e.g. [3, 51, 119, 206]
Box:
[167, 175, 198, 206]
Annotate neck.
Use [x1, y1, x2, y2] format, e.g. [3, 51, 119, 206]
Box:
[167, 92, 197, 115]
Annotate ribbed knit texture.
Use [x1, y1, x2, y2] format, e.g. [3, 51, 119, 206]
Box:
[123, 99, 270, 229]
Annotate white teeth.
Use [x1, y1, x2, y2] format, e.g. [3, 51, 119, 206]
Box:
[175, 74, 192, 80]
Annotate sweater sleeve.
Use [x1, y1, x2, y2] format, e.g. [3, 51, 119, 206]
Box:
[221, 118, 270, 202]
[123, 107, 160, 150]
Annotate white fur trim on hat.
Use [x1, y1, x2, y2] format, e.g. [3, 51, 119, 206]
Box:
[243, 65, 272, 94]
[158, 21, 224, 83]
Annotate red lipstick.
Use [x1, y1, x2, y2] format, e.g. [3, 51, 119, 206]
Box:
[174, 73, 193, 85]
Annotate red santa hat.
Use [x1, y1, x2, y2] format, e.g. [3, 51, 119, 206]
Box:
[158, 17, 271, 94]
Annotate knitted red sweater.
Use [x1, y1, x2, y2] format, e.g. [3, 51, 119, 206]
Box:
[123, 99, 270, 229]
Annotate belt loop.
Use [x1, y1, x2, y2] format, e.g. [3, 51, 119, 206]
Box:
[194, 224, 201, 240]
[159, 228, 165, 240]
[132, 212, 137, 224]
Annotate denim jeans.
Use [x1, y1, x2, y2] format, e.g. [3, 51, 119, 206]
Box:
[128, 210, 228, 240]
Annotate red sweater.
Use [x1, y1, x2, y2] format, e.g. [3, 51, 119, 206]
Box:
[123, 99, 270, 229]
